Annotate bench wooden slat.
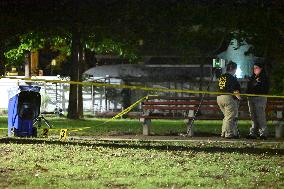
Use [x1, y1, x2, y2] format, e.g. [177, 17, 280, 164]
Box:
[145, 103, 283, 109]
[141, 115, 282, 121]
[143, 101, 222, 105]
[143, 101, 216, 105]
[147, 95, 284, 101]
[147, 96, 213, 100]
[142, 106, 220, 111]
[143, 99, 284, 106]
[142, 105, 283, 111]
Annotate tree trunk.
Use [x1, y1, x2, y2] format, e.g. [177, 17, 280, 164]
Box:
[67, 26, 80, 119]
[77, 40, 84, 118]
[24, 53, 31, 78]
[121, 80, 131, 110]
[30, 50, 39, 76]
[0, 40, 5, 76]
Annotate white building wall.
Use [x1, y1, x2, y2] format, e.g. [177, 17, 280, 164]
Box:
[0, 76, 123, 114]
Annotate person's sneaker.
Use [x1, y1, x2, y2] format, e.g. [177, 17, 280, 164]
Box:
[246, 135, 257, 139]
[259, 135, 268, 140]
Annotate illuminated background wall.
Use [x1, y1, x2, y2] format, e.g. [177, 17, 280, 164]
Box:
[218, 39, 256, 78]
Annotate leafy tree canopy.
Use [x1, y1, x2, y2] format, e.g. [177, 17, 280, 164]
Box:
[4, 32, 138, 66]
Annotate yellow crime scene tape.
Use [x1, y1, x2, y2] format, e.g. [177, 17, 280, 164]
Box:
[48, 127, 91, 132]
[111, 95, 152, 119]
[0, 76, 284, 99]
[0, 76, 283, 140]
[93, 95, 155, 127]
[0, 127, 90, 131]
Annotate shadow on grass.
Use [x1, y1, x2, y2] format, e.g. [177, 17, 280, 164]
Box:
[0, 138, 283, 156]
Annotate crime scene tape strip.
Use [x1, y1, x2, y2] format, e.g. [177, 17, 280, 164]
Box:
[0, 127, 90, 131]
[0, 76, 283, 99]
[49, 127, 91, 132]
[93, 95, 154, 127]
[0, 95, 149, 130]
[111, 95, 153, 119]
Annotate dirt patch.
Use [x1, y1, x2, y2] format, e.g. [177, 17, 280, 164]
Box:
[0, 168, 15, 173]
[78, 134, 284, 143]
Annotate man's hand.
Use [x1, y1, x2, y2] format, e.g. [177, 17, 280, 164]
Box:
[233, 90, 241, 100]
[256, 77, 261, 82]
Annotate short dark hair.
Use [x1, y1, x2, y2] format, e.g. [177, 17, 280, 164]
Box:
[253, 59, 264, 69]
[226, 61, 237, 71]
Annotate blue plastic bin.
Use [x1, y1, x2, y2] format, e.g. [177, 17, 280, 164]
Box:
[8, 86, 41, 137]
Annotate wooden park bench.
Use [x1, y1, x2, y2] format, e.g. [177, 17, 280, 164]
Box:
[140, 96, 283, 138]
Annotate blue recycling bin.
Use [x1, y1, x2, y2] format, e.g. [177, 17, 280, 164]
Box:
[8, 86, 41, 137]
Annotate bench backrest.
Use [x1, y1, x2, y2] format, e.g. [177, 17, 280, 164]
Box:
[141, 96, 284, 120]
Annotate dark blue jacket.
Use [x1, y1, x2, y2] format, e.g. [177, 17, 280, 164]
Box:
[246, 72, 269, 95]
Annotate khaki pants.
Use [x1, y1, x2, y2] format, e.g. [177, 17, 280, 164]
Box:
[217, 95, 239, 137]
[248, 97, 268, 137]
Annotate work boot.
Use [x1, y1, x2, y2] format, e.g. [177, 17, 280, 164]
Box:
[259, 135, 268, 140]
[225, 135, 240, 139]
[246, 134, 257, 139]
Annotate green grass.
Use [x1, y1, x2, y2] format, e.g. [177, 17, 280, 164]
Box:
[0, 116, 279, 138]
[0, 116, 284, 188]
[0, 139, 283, 189]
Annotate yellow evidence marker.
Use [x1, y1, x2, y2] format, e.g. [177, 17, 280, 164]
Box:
[42, 128, 49, 138]
[60, 129, 68, 140]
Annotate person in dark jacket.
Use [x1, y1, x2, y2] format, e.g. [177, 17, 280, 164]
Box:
[246, 60, 270, 139]
[217, 61, 241, 139]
